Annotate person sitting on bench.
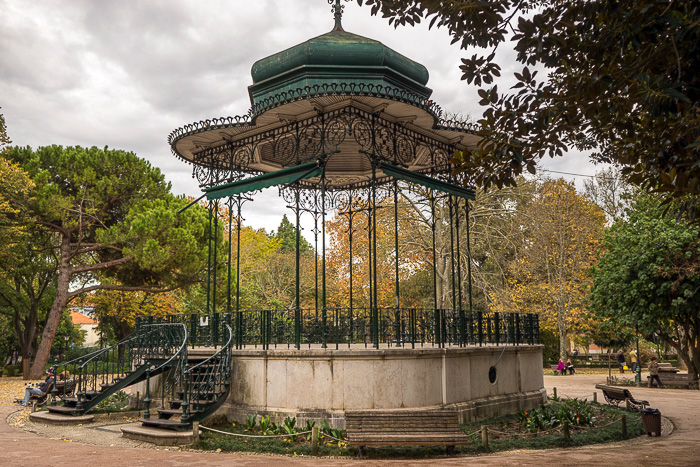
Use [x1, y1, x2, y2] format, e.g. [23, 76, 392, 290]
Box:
[556, 359, 566, 375]
[18, 370, 62, 407]
[566, 359, 576, 375]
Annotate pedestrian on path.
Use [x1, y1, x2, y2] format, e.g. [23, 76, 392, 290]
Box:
[631, 350, 638, 373]
[649, 357, 664, 388]
[618, 349, 626, 373]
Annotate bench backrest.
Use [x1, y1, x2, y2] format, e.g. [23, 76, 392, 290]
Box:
[595, 384, 627, 398]
[346, 411, 461, 433]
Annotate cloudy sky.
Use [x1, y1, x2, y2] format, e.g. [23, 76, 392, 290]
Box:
[1, 0, 599, 233]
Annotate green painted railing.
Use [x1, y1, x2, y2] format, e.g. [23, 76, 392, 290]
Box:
[51, 323, 188, 413]
[137, 309, 539, 351]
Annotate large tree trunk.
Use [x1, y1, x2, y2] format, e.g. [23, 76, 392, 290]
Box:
[29, 238, 71, 378]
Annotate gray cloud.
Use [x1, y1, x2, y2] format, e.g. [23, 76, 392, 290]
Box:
[1, 0, 598, 233]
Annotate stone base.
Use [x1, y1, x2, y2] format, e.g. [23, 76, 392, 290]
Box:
[29, 411, 94, 425]
[224, 345, 545, 428]
[121, 424, 199, 446]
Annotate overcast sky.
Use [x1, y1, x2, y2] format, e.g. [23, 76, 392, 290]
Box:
[1, 0, 601, 234]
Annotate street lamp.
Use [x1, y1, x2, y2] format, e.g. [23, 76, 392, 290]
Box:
[635, 326, 641, 386]
[62, 335, 70, 361]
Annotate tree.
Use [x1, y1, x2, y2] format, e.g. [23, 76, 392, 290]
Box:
[5, 145, 211, 378]
[0, 230, 57, 374]
[590, 194, 700, 379]
[500, 179, 605, 360]
[91, 288, 186, 344]
[583, 167, 635, 224]
[358, 1, 700, 218]
[273, 215, 313, 254]
[0, 111, 10, 152]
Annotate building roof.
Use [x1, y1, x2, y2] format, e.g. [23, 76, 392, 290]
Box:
[70, 309, 97, 325]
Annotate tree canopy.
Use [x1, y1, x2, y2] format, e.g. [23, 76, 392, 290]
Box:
[358, 0, 700, 218]
[590, 194, 700, 378]
[4, 145, 211, 377]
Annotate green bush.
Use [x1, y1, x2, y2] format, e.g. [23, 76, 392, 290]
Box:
[5, 365, 17, 377]
[518, 399, 596, 432]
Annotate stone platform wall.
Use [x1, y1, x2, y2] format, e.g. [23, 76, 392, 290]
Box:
[222, 345, 545, 428]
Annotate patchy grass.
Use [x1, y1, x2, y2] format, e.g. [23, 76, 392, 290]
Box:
[195, 401, 643, 459]
[192, 422, 350, 457]
[459, 401, 643, 454]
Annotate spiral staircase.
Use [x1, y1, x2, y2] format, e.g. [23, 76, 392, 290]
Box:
[47, 316, 232, 433]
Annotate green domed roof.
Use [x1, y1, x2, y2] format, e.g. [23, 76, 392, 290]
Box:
[248, 28, 432, 107]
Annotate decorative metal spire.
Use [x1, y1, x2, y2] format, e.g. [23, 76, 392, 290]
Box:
[329, 0, 348, 31]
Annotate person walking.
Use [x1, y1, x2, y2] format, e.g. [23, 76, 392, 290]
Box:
[648, 357, 664, 388]
[617, 349, 626, 373]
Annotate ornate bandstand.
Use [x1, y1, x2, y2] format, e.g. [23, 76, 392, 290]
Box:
[167, 0, 545, 426]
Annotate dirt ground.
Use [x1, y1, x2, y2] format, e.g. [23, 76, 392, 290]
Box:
[2, 374, 700, 466]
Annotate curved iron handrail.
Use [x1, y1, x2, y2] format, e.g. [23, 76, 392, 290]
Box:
[187, 324, 232, 373]
[179, 324, 233, 424]
[51, 323, 188, 411]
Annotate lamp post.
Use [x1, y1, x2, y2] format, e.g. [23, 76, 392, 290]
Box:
[63, 335, 70, 361]
[635, 326, 641, 386]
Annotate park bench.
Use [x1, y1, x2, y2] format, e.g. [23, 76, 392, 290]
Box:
[55, 378, 75, 398]
[550, 364, 563, 375]
[14, 381, 54, 407]
[595, 384, 649, 412]
[345, 409, 469, 456]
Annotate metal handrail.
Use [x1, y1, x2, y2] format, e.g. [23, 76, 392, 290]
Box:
[188, 324, 232, 372]
[179, 324, 233, 424]
[51, 323, 188, 411]
[149, 323, 189, 372]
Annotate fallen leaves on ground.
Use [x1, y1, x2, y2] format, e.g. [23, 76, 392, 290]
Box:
[0, 377, 44, 427]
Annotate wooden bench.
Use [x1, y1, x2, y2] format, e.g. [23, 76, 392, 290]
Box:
[550, 365, 565, 375]
[345, 410, 469, 456]
[55, 378, 75, 397]
[595, 384, 649, 412]
[14, 381, 54, 408]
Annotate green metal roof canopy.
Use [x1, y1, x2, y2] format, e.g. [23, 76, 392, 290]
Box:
[378, 162, 475, 200]
[204, 161, 323, 200]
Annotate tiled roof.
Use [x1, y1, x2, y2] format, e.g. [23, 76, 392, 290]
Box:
[70, 310, 97, 325]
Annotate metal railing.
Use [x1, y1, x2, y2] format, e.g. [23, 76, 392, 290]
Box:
[51, 323, 188, 412]
[140, 323, 232, 425]
[181, 323, 232, 423]
[137, 309, 539, 351]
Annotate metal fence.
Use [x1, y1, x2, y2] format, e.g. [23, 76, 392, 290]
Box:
[137, 309, 539, 350]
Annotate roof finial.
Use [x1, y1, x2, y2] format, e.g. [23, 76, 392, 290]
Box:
[329, 0, 347, 31]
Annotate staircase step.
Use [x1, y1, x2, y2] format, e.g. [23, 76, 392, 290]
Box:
[100, 379, 122, 389]
[176, 393, 226, 401]
[47, 405, 82, 415]
[157, 408, 202, 418]
[140, 417, 191, 431]
[168, 399, 219, 408]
